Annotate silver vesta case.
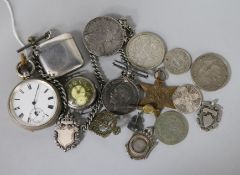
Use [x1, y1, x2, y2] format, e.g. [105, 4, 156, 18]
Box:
[39, 33, 84, 77]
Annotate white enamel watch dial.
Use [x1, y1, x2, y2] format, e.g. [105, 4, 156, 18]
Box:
[8, 79, 62, 131]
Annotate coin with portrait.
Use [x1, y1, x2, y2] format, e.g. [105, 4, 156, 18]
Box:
[102, 79, 139, 115]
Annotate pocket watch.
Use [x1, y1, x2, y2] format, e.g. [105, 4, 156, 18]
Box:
[65, 75, 97, 110]
[8, 78, 62, 131]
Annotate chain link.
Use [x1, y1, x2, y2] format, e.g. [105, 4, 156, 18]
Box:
[89, 54, 106, 89]
[31, 51, 68, 118]
[78, 18, 135, 132]
[80, 54, 107, 131]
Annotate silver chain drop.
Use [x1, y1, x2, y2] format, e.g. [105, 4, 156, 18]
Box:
[31, 51, 68, 119]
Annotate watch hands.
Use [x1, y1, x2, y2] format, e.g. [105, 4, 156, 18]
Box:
[32, 84, 40, 115]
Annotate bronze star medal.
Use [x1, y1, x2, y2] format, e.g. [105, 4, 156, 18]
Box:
[138, 74, 177, 117]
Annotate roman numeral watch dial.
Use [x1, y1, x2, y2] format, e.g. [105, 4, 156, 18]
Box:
[8, 79, 62, 131]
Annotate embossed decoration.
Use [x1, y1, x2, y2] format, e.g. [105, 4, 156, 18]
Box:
[126, 129, 156, 160]
[172, 84, 203, 114]
[191, 53, 231, 91]
[126, 32, 166, 70]
[139, 72, 177, 116]
[197, 100, 222, 131]
[54, 115, 80, 152]
[83, 16, 125, 56]
[89, 110, 121, 138]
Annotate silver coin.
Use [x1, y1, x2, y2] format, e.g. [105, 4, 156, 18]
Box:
[172, 84, 203, 113]
[102, 79, 139, 115]
[191, 53, 231, 91]
[83, 16, 125, 56]
[126, 32, 166, 70]
[164, 48, 192, 74]
[154, 111, 188, 145]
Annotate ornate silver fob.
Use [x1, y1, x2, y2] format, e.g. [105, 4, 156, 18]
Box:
[54, 113, 81, 152]
[89, 109, 121, 138]
[126, 127, 157, 160]
[197, 100, 222, 131]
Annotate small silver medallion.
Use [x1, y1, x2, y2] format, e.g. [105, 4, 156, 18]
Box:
[126, 128, 156, 160]
[164, 48, 192, 74]
[197, 100, 222, 131]
[54, 114, 80, 152]
[172, 84, 203, 113]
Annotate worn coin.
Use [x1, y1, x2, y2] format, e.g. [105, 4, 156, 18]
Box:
[164, 48, 192, 74]
[102, 79, 139, 115]
[83, 16, 125, 56]
[126, 32, 166, 70]
[191, 53, 231, 91]
[154, 111, 188, 145]
[172, 84, 203, 113]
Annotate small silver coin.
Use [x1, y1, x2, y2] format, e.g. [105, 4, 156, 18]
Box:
[83, 16, 125, 56]
[102, 79, 139, 115]
[172, 84, 203, 113]
[154, 111, 188, 145]
[164, 48, 192, 74]
[197, 100, 222, 131]
[191, 53, 231, 91]
[126, 32, 166, 70]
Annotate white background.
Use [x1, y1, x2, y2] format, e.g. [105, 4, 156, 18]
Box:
[0, 0, 240, 175]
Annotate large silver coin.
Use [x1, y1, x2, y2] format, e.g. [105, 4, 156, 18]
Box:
[83, 16, 125, 56]
[164, 48, 192, 74]
[126, 32, 166, 70]
[172, 84, 203, 113]
[102, 79, 139, 115]
[191, 53, 231, 91]
[154, 111, 188, 145]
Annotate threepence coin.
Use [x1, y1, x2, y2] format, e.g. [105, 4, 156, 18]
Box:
[164, 48, 192, 74]
[102, 79, 139, 115]
[191, 53, 231, 91]
[172, 84, 203, 113]
[83, 16, 125, 56]
[154, 111, 188, 145]
[126, 32, 166, 70]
